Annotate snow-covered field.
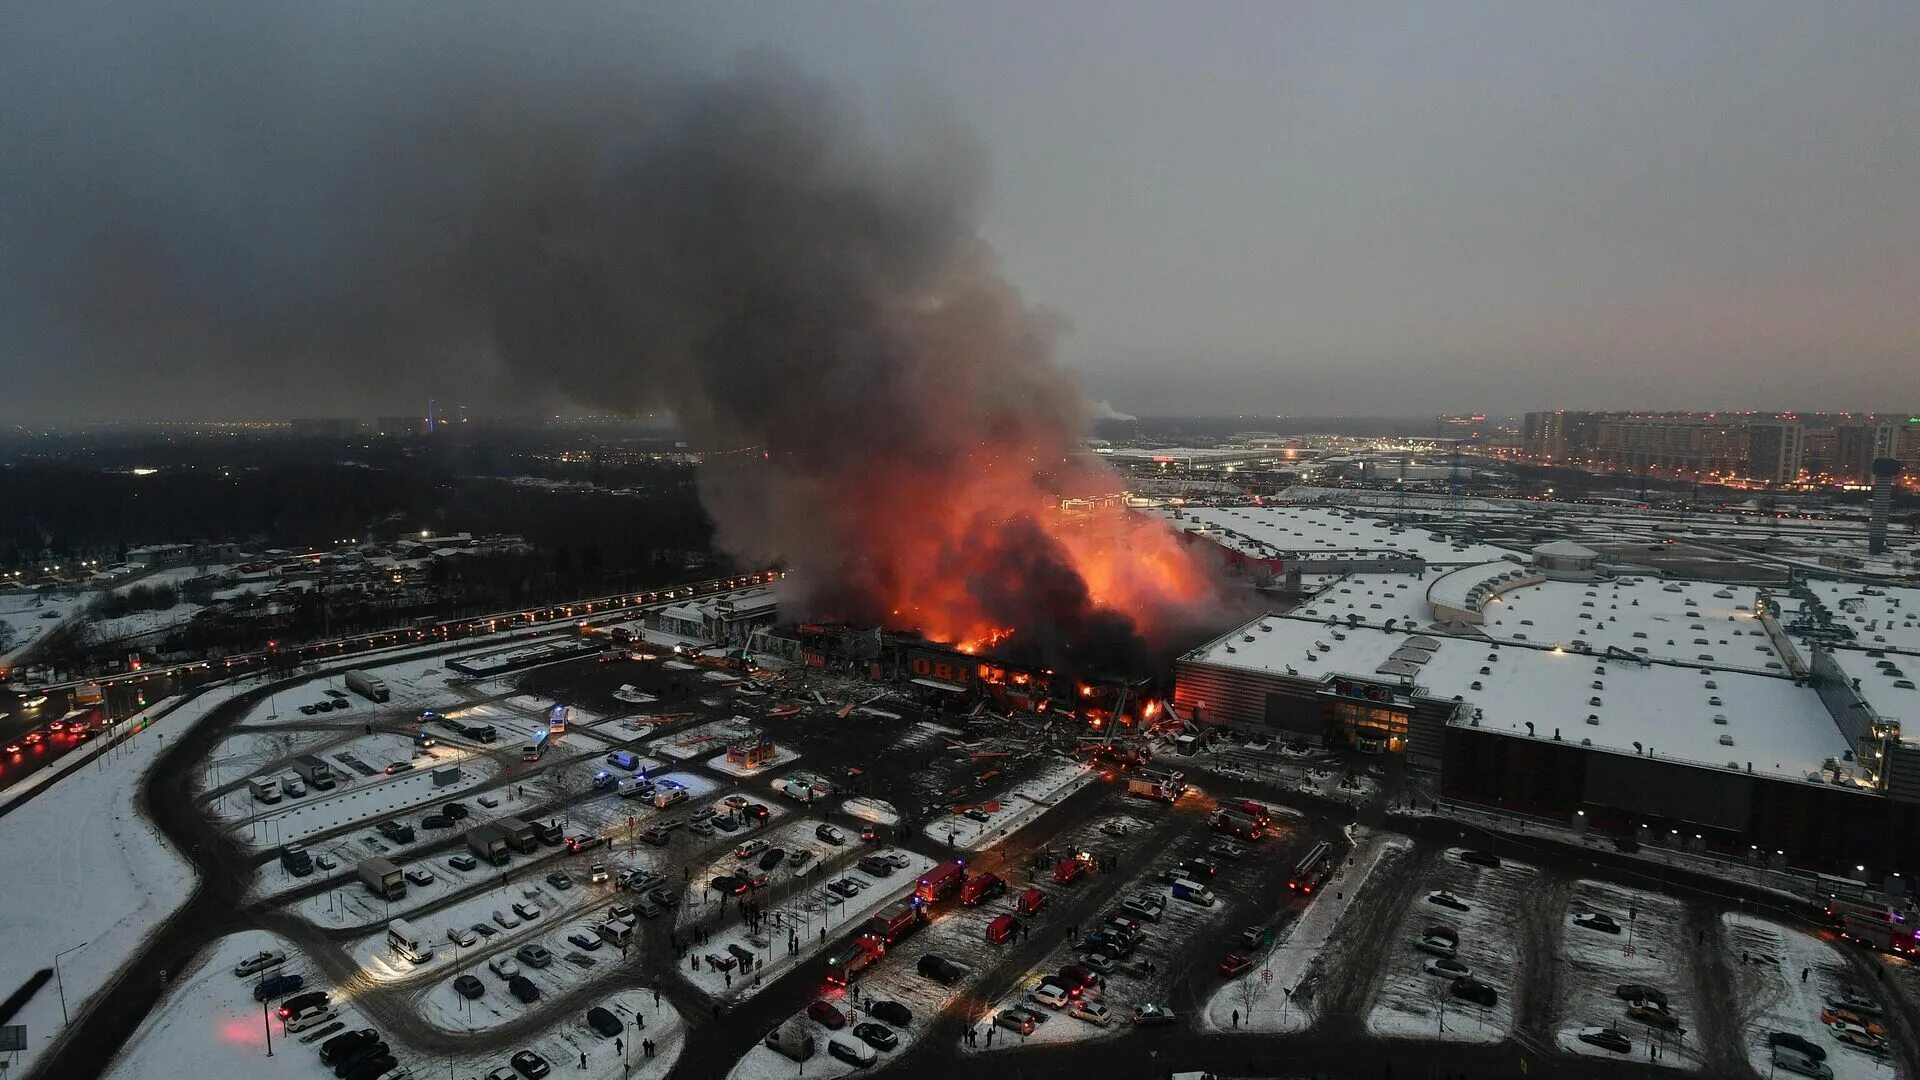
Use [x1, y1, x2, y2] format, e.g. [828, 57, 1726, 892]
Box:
[88, 601, 203, 643]
[0, 681, 257, 1076]
[651, 717, 761, 762]
[841, 797, 901, 826]
[1363, 848, 1538, 1043]
[0, 590, 87, 667]
[1208, 830, 1409, 1033]
[917, 758, 1093, 851]
[1552, 880, 1706, 1070]
[1722, 912, 1899, 1080]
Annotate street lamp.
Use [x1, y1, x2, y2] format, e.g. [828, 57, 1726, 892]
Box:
[54, 940, 89, 1026]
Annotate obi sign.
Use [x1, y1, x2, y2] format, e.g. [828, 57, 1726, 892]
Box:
[909, 652, 973, 688]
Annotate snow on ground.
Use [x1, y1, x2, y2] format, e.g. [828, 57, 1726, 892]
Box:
[110, 925, 688, 1080]
[650, 717, 760, 761]
[888, 720, 966, 753]
[0, 590, 87, 667]
[0, 680, 257, 1076]
[917, 758, 1093, 851]
[215, 738, 501, 850]
[612, 684, 659, 704]
[1722, 912, 1899, 1079]
[88, 601, 203, 643]
[1362, 848, 1538, 1043]
[708, 743, 801, 779]
[1207, 830, 1409, 1033]
[346, 863, 616, 984]
[841, 797, 901, 827]
[104, 929, 363, 1080]
[1552, 880, 1707, 1070]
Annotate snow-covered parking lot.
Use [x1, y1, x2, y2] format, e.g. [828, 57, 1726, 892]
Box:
[1723, 913, 1900, 1079]
[1364, 848, 1538, 1043]
[1551, 880, 1706, 1070]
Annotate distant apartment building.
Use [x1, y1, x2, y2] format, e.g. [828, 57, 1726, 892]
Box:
[1745, 421, 1806, 485]
[1834, 418, 1913, 483]
[1520, 410, 1599, 463]
[1588, 413, 1748, 476]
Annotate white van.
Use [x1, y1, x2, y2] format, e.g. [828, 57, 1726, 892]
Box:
[765, 1020, 815, 1062]
[1771, 1048, 1833, 1080]
[1170, 878, 1216, 906]
[281, 773, 306, 798]
[652, 786, 687, 809]
[616, 776, 650, 799]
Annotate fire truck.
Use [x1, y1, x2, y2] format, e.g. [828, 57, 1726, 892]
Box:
[914, 860, 967, 905]
[1829, 899, 1919, 958]
[862, 902, 925, 946]
[824, 935, 885, 987]
[1126, 768, 1186, 802]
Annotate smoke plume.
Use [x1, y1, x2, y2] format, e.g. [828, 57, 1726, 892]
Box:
[0, 8, 1231, 667]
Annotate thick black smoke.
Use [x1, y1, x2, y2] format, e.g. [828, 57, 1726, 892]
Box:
[0, 6, 1229, 666]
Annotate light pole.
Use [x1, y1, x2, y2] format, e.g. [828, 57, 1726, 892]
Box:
[53, 940, 88, 1026]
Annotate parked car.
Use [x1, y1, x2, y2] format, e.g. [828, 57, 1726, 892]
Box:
[447, 926, 479, 947]
[405, 868, 435, 887]
[1070, 1000, 1113, 1026]
[1577, 1027, 1631, 1053]
[1766, 1032, 1826, 1062]
[488, 956, 521, 979]
[441, 801, 470, 820]
[758, 847, 787, 870]
[827, 1037, 877, 1068]
[251, 972, 303, 1001]
[827, 878, 861, 898]
[1459, 850, 1502, 868]
[712, 875, 749, 896]
[808, 1000, 848, 1029]
[234, 950, 287, 977]
[641, 827, 671, 846]
[493, 909, 521, 929]
[454, 975, 485, 1000]
[545, 872, 573, 891]
[509, 1049, 551, 1078]
[512, 901, 541, 920]
[1219, 953, 1254, 978]
[1029, 982, 1071, 1010]
[319, 1029, 379, 1066]
[385, 762, 413, 775]
[566, 834, 604, 853]
[1450, 978, 1498, 1008]
[1123, 893, 1166, 922]
[1427, 891, 1471, 912]
[1615, 984, 1669, 1007]
[852, 1021, 898, 1051]
[470, 922, 498, 939]
[856, 855, 893, 876]
[917, 954, 967, 985]
[567, 932, 603, 952]
[1574, 912, 1621, 934]
[868, 999, 912, 1027]
[507, 976, 541, 1004]
[516, 943, 553, 968]
[449, 854, 478, 871]
[994, 1009, 1037, 1036]
[1424, 957, 1471, 980]
[735, 839, 770, 859]
[816, 824, 846, 845]
[1131, 1003, 1179, 1027]
[586, 1006, 622, 1038]
[421, 813, 453, 829]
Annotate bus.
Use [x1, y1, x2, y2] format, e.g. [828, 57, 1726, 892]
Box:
[387, 917, 434, 964]
[522, 727, 550, 762]
[547, 704, 571, 734]
[1288, 841, 1334, 895]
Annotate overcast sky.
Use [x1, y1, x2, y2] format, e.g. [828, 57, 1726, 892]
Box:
[2, 2, 1916, 422]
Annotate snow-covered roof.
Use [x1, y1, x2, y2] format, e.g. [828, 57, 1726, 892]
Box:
[1182, 615, 1849, 781]
[1148, 505, 1519, 566]
[1427, 560, 1533, 614]
[1292, 574, 1433, 627]
[1532, 540, 1598, 558]
[1477, 577, 1781, 672]
[1825, 648, 1919, 728]
[1794, 581, 1920, 654]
